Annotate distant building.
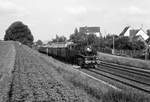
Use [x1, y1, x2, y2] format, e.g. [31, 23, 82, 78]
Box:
[119, 26, 149, 41]
[79, 26, 101, 37]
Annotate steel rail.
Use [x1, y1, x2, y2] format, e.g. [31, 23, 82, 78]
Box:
[99, 60, 150, 72]
[88, 68, 150, 94]
[85, 60, 150, 94]
[99, 62, 150, 78]
[95, 66, 150, 86]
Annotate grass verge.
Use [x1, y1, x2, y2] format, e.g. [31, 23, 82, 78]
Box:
[102, 90, 150, 102]
[39, 54, 150, 102]
[98, 52, 150, 69]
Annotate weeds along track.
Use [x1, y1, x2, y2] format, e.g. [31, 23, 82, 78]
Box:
[87, 61, 150, 94]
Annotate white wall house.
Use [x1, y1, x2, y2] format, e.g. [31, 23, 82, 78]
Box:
[136, 29, 149, 40]
[120, 26, 149, 41]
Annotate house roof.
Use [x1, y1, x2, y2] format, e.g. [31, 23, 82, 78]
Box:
[119, 26, 130, 36]
[119, 26, 149, 40]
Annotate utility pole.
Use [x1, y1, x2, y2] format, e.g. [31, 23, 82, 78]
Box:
[142, 38, 149, 60]
[112, 35, 115, 55]
[145, 45, 149, 60]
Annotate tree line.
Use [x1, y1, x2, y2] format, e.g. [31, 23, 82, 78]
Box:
[3, 21, 147, 51]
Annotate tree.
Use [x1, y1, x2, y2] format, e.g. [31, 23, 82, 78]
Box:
[70, 32, 88, 45]
[147, 29, 150, 36]
[4, 21, 34, 47]
[74, 28, 78, 35]
[35, 40, 43, 46]
[114, 36, 145, 50]
[70, 28, 79, 42]
[57, 36, 67, 42]
[87, 33, 97, 45]
[104, 34, 118, 48]
[52, 35, 67, 42]
[114, 37, 132, 50]
[131, 39, 145, 50]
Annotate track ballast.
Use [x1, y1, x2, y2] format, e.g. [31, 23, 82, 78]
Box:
[82, 60, 150, 94]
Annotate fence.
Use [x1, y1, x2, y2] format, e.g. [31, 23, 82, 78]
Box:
[98, 48, 145, 59]
[114, 49, 144, 58]
[98, 48, 112, 54]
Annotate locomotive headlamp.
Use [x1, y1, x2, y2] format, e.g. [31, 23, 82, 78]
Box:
[87, 47, 92, 52]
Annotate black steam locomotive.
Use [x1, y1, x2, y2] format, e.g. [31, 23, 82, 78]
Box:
[38, 42, 97, 68]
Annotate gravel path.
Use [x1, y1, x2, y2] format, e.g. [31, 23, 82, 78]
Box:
[0, 41, 16, 102]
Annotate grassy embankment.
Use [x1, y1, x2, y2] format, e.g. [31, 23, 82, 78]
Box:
[9, 43, 90, 102]
[98, 52, 150, 69]
[21, 44, 112, 102]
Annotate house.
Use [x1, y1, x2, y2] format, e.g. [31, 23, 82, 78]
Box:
[79, 26, 102, 37]
[136, 29, 149, 41]
[119, 26, 149, 41]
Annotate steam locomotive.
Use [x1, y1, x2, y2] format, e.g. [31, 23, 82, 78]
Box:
[38, 42, 97, 68]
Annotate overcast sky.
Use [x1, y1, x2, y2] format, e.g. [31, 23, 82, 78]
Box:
[0, 0, 150, 41]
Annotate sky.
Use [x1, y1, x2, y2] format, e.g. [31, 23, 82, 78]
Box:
[0, 0, 150, 41]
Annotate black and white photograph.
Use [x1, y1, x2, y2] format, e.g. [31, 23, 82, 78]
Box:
[0, 0, 150, 102]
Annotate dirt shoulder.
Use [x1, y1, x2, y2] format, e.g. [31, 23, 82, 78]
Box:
[0, 41, 16, 101]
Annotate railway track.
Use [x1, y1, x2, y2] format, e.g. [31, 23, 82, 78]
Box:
[85, 61, 150, 94]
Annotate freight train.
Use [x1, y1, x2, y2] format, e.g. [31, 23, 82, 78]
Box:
[38, 42, 98, 68]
